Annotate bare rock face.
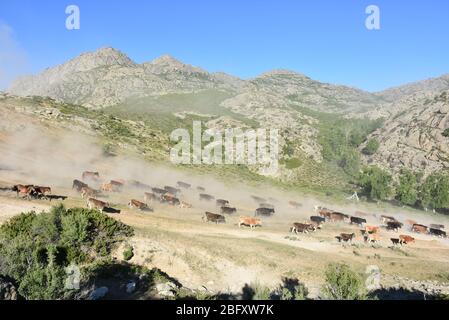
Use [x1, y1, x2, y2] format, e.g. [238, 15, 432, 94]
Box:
[362, 90, 449, 177]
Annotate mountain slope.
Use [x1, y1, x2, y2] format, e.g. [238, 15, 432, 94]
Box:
[362, 90, 449, 176]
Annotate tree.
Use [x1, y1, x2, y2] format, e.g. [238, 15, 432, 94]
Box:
[338, 148, 360, 177]
[362, 139, 380, 155]
[395, 169, 419, 206]
[358, 166, 392, 200]
[320, 263, 367, 300]
[419, 172, 449, 210]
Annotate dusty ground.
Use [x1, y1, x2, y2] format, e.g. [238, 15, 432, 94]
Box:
[1, 179, 449, 298]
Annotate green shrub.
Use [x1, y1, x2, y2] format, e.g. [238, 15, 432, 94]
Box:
[395, 169, 419, 206]
[442, 128, 449, 137]
[249, 282, 272, 300]
[362, 139, 380, 155]
[419, 172, 449, 210]
[0, 205, 134, 300]
[358, 166, 392, 200]
[123, 244, 134, 261]
[278, 281, 308, 300]
[320, 263, 367, 300]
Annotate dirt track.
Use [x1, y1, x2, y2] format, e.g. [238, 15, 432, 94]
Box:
[1, 180, 449, 297]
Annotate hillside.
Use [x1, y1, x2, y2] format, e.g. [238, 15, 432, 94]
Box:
[362, 90, 449, 176]
[6, 47, 449, 191]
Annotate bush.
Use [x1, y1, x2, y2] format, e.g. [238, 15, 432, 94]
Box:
[358, 166, 392, 200]
[276, 278, 308, 300]
[123, 244, 134, 261]
[0, 205, 134, 300]
[419, 172, 449, 210]
[338, 148, 360, 177]
[442, 128, 449, 137]
[395, 169, 419, 206]
[320, 263, 367, 300]
[251, 282, 272, 300]
[362, 139, 380, 155]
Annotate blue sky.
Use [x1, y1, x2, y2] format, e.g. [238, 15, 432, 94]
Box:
[0, 0, 448, 91]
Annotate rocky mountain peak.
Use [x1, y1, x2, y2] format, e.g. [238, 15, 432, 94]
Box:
[150, 54, 185, 67]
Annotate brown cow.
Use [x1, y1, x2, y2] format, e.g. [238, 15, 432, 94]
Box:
[329, 212, 349, 222]
[101, 183, 115, 192]
[144, 192, 159, 202]
[412, 224, 428, 234]
[381, 215, 397, 224]
[315, 206, 333, 219]
[405, 219, 418, 227]
[12, 184, 36, 200]
[290, 223, 316, 234]
[365, 233, 381, 243]
[202, 212, 226, 224]
[399, 235, 415, 245]
[82, 171, 100, 181]
[337, 233, 355, 243]
[308, 220, 323, 230]
[72, 179, 88, 192]
[80, 186, 99, 199]
[87, 198, 108, 212]
[111, 180, 124, 189]
[179, 201, 193, 209]
[34, 186, 51, 195]
[238, 216, 262, 229]
[365, 225, 380, 234]
[161, 193, 180, 206]
[128, 199, 151, 211]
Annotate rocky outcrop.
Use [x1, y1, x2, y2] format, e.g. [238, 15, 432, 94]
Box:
[362, 90, 449, 177]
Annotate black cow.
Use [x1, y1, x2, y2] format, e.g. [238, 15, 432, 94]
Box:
[177, 181, 191, 189]
[386, 221, 403, 232]
[199, 193, 215, 201]
[251, 195, 266, 203]
[152, 187, 167, 196]
[350, 216, 367, 227]
[255, 207, 275, 217]
[310, 216, 326, 224]
[220, 206, 237, 214]
[429, 228, 447, 238]
[216, 199, 230, 207]
[259, 203, 274, 209]
[164, 186, 180, 195]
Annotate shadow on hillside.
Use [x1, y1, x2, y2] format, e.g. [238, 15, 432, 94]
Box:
[370, 288, 435, 300]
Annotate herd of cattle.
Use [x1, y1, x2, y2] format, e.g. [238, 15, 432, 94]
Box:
[5, 171, 448, 247]
[311, 206, 447, 246]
